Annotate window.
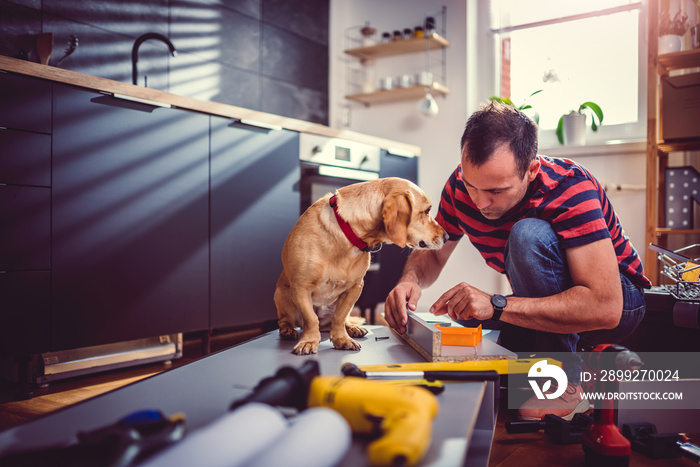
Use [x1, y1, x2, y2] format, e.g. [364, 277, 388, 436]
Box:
[490, 1, 645, 147]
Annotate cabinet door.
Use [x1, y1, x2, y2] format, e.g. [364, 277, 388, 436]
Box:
[0, 128, 51, 186]
[51, 86, 210, 350]
[0, 271, 51, 356]
[0, 185, 50, 271]
[0, 72, 51, 133]
[210, 118, 300, 328]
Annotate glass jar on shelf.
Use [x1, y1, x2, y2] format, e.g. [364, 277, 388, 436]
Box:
[360, 58, 376, 94]
[360, 22, 376, 47]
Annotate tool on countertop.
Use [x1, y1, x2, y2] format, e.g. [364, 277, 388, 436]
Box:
[355, 357, 561, 375]
[393, 312, 512, 362]
[0, 409, 186, 467]
[342, 362, 499, 382]
[506, 413, 594, 444]
[435, 323, 482, 346]
[581, 344, 644, 467]
[230, 360, 439, 467]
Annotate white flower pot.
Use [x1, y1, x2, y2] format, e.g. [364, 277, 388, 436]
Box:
[659, 34, 683, 55]
[562, 113, 587, 146]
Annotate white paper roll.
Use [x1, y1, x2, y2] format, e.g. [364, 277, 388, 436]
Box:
[246, 407, 352, 467]
[139, 403, 287, 467]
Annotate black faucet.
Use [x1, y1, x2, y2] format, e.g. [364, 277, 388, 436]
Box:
[131, 33, 177, 86]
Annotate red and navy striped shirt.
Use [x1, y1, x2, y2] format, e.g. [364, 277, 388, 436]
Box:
[436, 155, 651, 289]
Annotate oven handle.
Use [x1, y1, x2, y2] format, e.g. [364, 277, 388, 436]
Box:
[316, 165, 379, 181]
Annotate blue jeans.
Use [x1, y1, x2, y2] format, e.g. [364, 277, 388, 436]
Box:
[460, 218, 646, 384]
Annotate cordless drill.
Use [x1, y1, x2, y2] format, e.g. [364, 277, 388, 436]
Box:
[581, 344, 644, 467]
[230, 360, 438, 467]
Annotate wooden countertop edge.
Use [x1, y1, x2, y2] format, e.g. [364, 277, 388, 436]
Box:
[0, 55, 421, 156]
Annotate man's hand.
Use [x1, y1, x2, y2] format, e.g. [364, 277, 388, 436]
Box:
[383, 241, 458, 334]
[384, 282, 422, 334]
[430, 282, 493, 322]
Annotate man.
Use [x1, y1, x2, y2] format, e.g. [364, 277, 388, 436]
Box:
[384, 101, 650, 420]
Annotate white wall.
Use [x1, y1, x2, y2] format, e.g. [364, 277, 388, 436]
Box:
[330, 0, 504, 310]
[328, 1, 649, 309]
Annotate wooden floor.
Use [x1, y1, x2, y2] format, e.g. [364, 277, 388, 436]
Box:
[0, 328, 697, 467]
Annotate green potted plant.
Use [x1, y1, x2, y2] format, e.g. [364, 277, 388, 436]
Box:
[490, 90, 542, 124]
[556, 101, 604, 146]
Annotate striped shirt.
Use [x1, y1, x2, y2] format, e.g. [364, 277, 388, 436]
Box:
[436, 155, 651, 289]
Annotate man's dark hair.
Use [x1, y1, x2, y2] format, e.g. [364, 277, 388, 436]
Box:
[460, 101, 539, 178]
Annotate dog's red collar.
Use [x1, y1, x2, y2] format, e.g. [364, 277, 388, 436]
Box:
[329, 194, 376, 252]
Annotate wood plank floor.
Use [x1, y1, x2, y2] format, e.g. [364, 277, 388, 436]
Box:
[0, 329, 697, 466]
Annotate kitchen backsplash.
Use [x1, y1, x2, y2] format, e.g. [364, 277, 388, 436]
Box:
[0, 0, 329, 125]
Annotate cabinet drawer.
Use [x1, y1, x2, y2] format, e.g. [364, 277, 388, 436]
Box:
[0, 72, 51, 134]
[0, 271, 51, 356]
[0, 128, 51, 186]
[0, 185, 50, 271]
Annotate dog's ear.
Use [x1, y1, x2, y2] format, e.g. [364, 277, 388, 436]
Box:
[382, 191, 412, 247]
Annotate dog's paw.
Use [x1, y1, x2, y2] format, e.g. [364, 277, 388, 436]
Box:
[292, 340, 319, 355]
[279, 326, 299, 341]
[330, 335, 361, 351]
[346, 323, 368, 338]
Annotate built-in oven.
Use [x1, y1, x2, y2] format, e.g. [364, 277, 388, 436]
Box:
[298, 134, 409, 322]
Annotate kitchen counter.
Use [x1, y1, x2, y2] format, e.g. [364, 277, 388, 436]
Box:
[0, 55, 420, 156]
[0, 326, 497, 466]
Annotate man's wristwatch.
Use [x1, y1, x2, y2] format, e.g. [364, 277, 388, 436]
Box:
[490, 294, 507, 321]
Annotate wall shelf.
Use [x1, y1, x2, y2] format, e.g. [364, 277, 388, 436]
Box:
[658, 139, 700, 153]
[344, 34, 450, 60]
[344, 7, 449, 107]
[645, 0, 700, 283]
[657, 49, 700, 74]
[345, 82, 450, 105]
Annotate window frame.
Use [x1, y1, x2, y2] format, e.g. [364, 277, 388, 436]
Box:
[489, 1, 648, 149]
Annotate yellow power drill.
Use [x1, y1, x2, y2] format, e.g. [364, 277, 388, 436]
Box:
[230, 360, 438, 467]
[308, 375, 438, 466]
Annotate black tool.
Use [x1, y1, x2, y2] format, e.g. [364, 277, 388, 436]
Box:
[0, 409, 186, 467]
[506, 413, 594, 445]
[622, 422, 682, 459]
[230, 360, 320, 411]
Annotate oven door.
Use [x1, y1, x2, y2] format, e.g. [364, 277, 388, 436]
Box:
[300, 161, 379, 212]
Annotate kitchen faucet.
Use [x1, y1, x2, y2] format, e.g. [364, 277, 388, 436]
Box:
[131, 32, 177, 86]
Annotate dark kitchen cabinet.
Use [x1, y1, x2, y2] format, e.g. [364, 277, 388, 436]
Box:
[0, 185, 50, 271]
[210, 118, 300, 328]
[0, 129, 51, 187]
[0, 72, 51, 134]
[0, 271, 51, 356]
[50, 86, 210, 350]
[0, 72, 52, 357]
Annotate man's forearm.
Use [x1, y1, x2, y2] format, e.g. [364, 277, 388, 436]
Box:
[503, 285, 623, 333]
[400, 248, 450, 289]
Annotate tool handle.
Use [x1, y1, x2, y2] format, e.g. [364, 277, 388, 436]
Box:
[505, 420, 546, 434]
[423, 370, 499, 382]
[230, 360, 320, 411]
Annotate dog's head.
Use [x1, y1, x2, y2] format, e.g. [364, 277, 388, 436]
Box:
[381, 178, 447, 250]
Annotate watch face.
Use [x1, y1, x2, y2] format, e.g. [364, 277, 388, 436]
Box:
[492, 295, 507, 308]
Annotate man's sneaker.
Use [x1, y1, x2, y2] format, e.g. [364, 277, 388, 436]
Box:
[518, 383, 590, 421]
